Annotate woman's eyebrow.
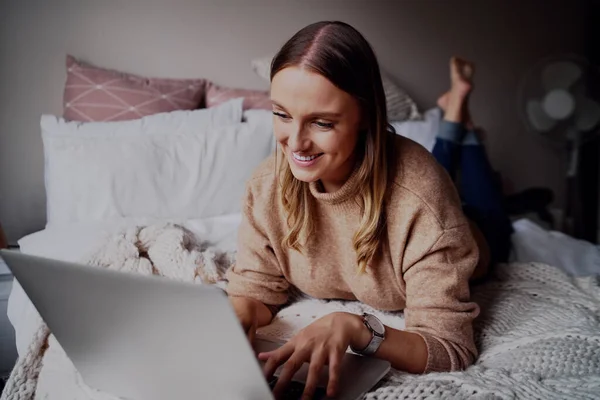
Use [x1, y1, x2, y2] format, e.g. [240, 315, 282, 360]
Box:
[308, 111, 341, 119]
[271, 100, 341, 119]
[271, 100, 288, 111]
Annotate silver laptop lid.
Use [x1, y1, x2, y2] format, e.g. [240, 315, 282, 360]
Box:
[2, 250, 273, 400]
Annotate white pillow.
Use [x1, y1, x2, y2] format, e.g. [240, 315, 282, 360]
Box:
[390, 107, 441, 152]
[251, 54, 421, 121]
[243, 109, 272, 124]
[42, 98, 276, 227]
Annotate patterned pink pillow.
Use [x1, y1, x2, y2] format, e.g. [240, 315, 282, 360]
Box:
[206, 82, 271, 111]
[63, 55, 208, 122]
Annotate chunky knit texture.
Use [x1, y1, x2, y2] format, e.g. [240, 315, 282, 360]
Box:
[257, 262, 600, 399]
[227, 135, 481, 373]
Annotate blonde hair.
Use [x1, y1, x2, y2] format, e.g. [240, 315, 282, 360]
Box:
[272, 21, 394, 274]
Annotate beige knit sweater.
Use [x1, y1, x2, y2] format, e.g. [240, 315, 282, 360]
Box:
[226, 135, 480, 373]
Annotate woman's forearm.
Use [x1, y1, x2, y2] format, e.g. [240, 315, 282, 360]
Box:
[347, 313, 428, 374]
[254, 299, 275, 328]
[230, 296, 274, 328]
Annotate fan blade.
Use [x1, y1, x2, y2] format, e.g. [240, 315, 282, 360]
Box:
[526, 99, 557, 132]
[541, 61, 582, 91]
[574, 97, 600, 131]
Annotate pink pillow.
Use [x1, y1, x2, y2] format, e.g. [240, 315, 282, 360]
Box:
[63, 55, 208, 122]
[206, 82, 270, 111]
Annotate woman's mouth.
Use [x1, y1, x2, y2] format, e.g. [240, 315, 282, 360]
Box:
[291, 151, 324, 167]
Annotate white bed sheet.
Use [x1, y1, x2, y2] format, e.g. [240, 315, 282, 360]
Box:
[511, 218, 600, 276]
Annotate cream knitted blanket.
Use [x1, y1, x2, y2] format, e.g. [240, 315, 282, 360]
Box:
[3, 224, 600, 399]
[259, 263, 600, 399]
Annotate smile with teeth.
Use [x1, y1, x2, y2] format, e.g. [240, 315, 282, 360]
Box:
[292, 152, 323, 161]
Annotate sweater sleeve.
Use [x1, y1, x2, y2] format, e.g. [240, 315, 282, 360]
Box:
[225, 182, 289, 307]
[402, 223, 480, 373]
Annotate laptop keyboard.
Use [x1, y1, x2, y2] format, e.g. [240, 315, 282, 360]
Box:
[268, 378, 327, 399]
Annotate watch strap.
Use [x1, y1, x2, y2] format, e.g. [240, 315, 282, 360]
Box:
[351, 313, 385, 356]
[361, 332, 383, 355]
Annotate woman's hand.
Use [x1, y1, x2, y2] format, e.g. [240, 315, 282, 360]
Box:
[258, 312, 370, 399]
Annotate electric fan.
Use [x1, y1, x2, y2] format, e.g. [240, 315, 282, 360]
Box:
[518, 54, 600, 177]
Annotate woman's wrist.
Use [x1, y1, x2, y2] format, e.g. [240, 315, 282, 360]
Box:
[338, 312, 372, 351]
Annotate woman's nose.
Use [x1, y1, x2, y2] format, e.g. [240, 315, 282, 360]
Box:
[287, 124, 309, 151]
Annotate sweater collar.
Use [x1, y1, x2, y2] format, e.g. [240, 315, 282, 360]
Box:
[308, 165, 361, 205]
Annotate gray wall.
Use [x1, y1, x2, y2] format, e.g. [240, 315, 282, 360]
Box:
[0, 0, 586, 243]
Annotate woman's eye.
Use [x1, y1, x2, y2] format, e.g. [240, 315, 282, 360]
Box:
[273, 111, 290, 120]
[314, 121, 334, 129]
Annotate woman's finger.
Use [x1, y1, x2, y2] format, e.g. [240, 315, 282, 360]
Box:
[257, 350, 275, 361]
[326, 349, 343, 398]
[261, 343, 295, 380]
[272, 349, 310, 399]
[302, 350, 327, 400]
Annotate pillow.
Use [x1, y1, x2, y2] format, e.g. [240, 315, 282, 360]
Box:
[206, 82, 271, 111]
[63, 55, 208, 122]
[251, 55, 273, 83]
[381, 75, 421, 121]
[251, 54, 421, 121]
[390, 107, 441, 152]
[242, 109, 273, 124]
[41, 98, 273, 227]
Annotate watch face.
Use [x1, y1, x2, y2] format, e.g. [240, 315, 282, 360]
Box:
[364, 314, 385, 336]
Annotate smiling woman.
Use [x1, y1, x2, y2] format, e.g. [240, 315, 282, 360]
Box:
[226, 21, 481, 399]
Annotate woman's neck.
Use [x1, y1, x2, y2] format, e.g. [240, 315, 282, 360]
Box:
[319, 154, 357, 193]
[320, 178, 346, 194]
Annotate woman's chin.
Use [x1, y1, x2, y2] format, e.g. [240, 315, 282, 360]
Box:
[289, 166, 321, 183]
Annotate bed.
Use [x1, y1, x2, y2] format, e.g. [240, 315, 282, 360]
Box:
[4, 57, 600, 399]
[6, 216, 600, 399]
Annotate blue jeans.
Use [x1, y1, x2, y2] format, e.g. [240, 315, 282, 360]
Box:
[432, 120, 513, 264]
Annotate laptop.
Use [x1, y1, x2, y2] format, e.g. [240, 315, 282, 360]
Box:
[2, 250, 390, 400]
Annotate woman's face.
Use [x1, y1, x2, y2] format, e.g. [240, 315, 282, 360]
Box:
[270, 67, 362, 191]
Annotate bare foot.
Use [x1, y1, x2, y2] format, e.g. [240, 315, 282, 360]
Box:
[450, 57, 474, 95]
[437, 91, 449, 111]
[443, 57, 475, 126]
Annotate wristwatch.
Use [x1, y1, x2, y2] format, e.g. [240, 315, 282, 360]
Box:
[350, 313, 385, 356]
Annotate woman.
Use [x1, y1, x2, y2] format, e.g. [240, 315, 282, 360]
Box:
[226, 21, 480, 399]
